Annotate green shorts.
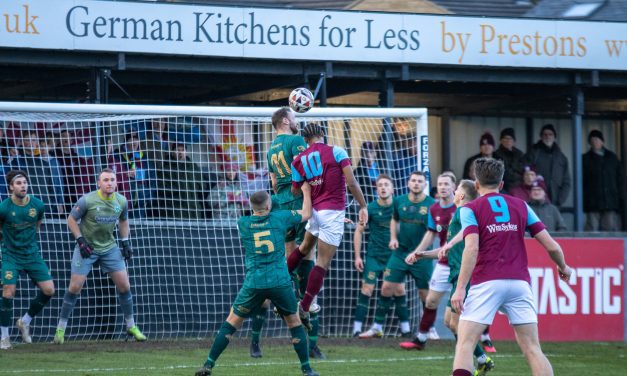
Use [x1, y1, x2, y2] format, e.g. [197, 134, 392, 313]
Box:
[363, 255, 389, 285]
[232, 283, 298, 318]
[383, 249, 433, 289]
[273, 193, 306, 244]
[1, 251, 53, 285]
[447, 276, 470, 313]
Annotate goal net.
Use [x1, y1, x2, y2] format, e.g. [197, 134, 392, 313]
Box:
[0, 102, 428, 342]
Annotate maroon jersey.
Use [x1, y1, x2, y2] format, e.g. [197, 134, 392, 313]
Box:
[427, 201, 456, 265]
[291, 142, 351, 211]
[460, 192, 545, 285]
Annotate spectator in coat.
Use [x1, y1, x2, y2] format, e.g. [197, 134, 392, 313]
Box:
[209, 163, 249, 220]
[528, 181, 567, 232]
[463, 132, 498, 180]
[509, 165, 549, 204]
[583, 130, 624, 231]
[494, 127, 525, 193]
[524, 124, 571, 207]
[52, 130, 95, 212]
[353, 141, 380, 203]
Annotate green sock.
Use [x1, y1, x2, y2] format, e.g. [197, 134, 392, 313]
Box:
[394, 295, 409, 322]
[374, 295, 392, 325]
[0, 298, 13, 327]
[354, 292, 370, 323]
[205, 322, 237, 368]
[309, 312, 319, 348]
[297, 260, 315, 298]
[251, 306, 267, 344]
[290, 325, 312, 371]
[27, 291, 52, 318]
[474, 342, 486, 359]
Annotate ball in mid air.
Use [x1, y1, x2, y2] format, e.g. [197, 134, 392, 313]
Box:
[289, 87, 314, 113]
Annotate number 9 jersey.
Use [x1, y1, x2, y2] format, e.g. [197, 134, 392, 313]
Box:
[290, 143, 351, 211]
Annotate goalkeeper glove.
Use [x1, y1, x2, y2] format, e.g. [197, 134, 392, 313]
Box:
[76, 237, 94, 258]
[120, 239, 133, 261]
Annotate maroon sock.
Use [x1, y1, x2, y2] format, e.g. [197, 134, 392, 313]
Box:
[286, 247, 304, 273]
[301, 266, 327, 311]
[419, 307, 437, 333]
[452, 369, 472, 376]
[483, 326, 490, 335]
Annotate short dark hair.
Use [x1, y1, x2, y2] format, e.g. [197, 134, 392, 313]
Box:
[271, 107, 291, 129]
[458, 179, 478, 201]
[376, 173, 393, 185]
[473, 158, 504, 188]
[409, 171, 426, 180]
[302, 123, 324, 139]
[98, 168, 115, 180]
[249, 191, 270, 211]
[6, 170, 29, 187]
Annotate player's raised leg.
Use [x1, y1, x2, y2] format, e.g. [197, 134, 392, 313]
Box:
[249, 300, 270, 358]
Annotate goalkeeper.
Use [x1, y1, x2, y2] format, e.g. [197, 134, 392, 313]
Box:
[53, 168, 146, 344]
[196, 185, 318, 376]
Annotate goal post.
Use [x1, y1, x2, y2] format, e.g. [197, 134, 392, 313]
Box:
[0, 102, 429, 341]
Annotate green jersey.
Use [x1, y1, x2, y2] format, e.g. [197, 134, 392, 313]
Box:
[70, 190, 128, 254]
[267, 134, 307, 202]
[447, 207, 464, 282]
[366, 199, 393, 259]
[238, 210, 302, 289]
[392, 194, 435, 253]
[0, 196, 45, 257]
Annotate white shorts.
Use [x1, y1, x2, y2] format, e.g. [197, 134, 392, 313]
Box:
[460, 279, 537, 326]
[306, 209, 345, 247]
[429, 262, 452, 292]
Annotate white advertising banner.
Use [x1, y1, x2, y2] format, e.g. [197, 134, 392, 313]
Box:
[1, 0, 626, 70]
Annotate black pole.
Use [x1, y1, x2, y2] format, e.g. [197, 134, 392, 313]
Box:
[571, 85, 584, 232]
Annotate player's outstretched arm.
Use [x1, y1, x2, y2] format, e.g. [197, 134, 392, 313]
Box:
[534, 229, 571, 282]
[413, 230, 437, 254]
[296, 181, 312, 222]
[438, 231, 464, 260]
[342, 165, 368, 225]
[353, 222, 365, 272]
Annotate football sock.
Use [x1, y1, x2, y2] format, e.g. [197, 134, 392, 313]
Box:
[0, 298, 13, 327]
[27, 291, 52, 318]
[0, 326, 8, 339]
[400, 321, 411, 334]
[309, 312, 319, 348]
[57, 319, 68, 330]
[21, 313, 33, 326]
[481, 326, 491, 341]
[205, 321, 237, 368]
[394, 295, 410, 332]
[483, 326, 490, 335]
[374, 295, 392, 325]
[476, 353, 487, 364]
[452, 369, 472, 376]
[290, 325, 312, 371]
[419, 307, 437, 333]
[287, 247, 305, 273]
[59, 292, 79, 321]
[297, 260, 315, 298]
[118, 291, 135, 328]
[353, 321, 363, 334]
[354, 292, 370, 325]
[251, 306, 267, 344]
[301, 266, 326, 311]
[474, 343, 487, 361]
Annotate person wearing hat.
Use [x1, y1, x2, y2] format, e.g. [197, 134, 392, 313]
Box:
[582, 130, 624, 231]
[524, 124, 571, 207]
[462, 132, 499, 180]
[208, 162, 249, 219]
[494, 127, 525, 193]
[509, 165, 550, 204]
[528, 180, 567, 232]
[354, 141, 381, 203]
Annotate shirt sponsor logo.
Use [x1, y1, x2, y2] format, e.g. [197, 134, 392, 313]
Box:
[309, 178, 323, 186]
[486, 223, 518, 233]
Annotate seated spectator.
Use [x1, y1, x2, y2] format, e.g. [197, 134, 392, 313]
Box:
[494, 127, 525, 193]
[354, 141, 380, 203]
[51, 130, 95, 212]
[161, 143, 208, 219]
[144, 118, 169, 169]
[509, 165, 548, 203]
[208, 163, 248, 220]
[463, 132, 498, 180]
[583, 129, 624, 231]
[528, 182, 567, 232]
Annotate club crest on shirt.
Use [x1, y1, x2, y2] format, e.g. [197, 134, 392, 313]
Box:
[368, 271, 376, 280]
[436, 224, 443, 232]
[297, 146, 306, 152]
[4, 271, 13, 280]
[419, 206, 428, 215]
[28, 208, 37, 217]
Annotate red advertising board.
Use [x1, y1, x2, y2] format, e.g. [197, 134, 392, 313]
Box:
[490, 238, 624, 341]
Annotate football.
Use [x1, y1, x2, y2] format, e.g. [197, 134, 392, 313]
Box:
[288, 87, 314, 113]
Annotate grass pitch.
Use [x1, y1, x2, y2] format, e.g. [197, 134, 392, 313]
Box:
[0, 338, 625, 375]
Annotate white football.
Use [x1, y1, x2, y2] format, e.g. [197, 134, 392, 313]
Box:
[288, 87, 314, 113]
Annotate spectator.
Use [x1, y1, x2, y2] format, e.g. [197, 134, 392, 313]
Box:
[144, 118, 169, 169]
[38, 136, 65, 213]
[354, 141, 380, 203]
[51, 130, 95, 212]
[494, 128, 525, 193]
[463, 132, 497, 180]
[393, 137, 418, 194]
[582, 130, 624, 231]
[161, 143, 209, 219]
[509, 165, 548, 203]
[208, 163, 248, 220]
[0, 127, 15, 164]
[528, 182, 567, 232]
[10, 130, 64, 215]
[525, 124, 571, 207]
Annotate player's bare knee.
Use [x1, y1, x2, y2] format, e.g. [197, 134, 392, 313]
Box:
[2, 285, 16, 299]
[41, 284, 55, 296]
[361, 283, 374, 296]
[394, 283, 406, 296]
[381, 282, 395, 297]
[284, 313, 301, 328]
[226, 311, 245, 329]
